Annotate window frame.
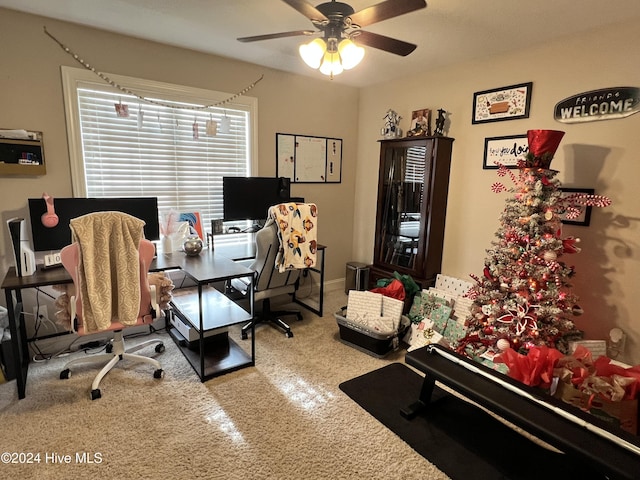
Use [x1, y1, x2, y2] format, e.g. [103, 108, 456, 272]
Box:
[60, 65, 258, 202]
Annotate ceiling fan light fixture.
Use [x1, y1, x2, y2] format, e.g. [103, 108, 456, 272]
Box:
[338, 38, 364, 70]
[319, 50, 344, 77]
[299, 38, 326, 69]
[239, 0, 426, 77]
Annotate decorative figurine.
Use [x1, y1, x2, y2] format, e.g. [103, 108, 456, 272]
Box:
[381, 109, 402, 138]
[435, 109, 446, 136]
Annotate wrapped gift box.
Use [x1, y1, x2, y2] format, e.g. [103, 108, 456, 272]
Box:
[408, 291, 451, 323]
[407, 320, 448, 352]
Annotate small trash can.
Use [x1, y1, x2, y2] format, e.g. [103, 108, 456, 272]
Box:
[345, 262, 369, 294]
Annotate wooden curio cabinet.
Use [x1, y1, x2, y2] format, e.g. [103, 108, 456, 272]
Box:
[370, 136, 454, 289]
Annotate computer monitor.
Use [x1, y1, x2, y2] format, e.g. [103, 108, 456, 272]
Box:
[28, 197, 160, 252]
[222, 177, 291, 222]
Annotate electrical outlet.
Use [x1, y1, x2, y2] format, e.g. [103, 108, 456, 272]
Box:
[33, 305, 48, 321]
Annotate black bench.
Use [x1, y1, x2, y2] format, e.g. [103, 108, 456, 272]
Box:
[403, 344, 640, 480]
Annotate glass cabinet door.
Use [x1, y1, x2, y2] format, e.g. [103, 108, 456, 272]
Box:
[376, 140, 432, 272]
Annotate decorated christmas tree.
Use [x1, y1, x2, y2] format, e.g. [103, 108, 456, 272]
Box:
[458, 130, 611, 358]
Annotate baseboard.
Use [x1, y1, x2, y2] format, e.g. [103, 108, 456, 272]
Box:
[324, 278, 345, 293]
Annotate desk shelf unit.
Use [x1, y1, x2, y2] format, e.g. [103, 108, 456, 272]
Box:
[169, 284, 255, 381]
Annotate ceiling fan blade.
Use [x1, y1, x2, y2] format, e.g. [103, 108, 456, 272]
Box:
[350, 0, 427, 27]
[237, 30, 316, 43]
[356, 30, 417, 56]
[281, 0, 329, 22]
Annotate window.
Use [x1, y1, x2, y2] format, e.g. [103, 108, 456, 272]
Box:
[61, 66, 258, 239]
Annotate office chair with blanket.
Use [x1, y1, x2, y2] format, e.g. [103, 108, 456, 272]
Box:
[232, 219, 302, 339]
[232, 203, 318, 339]
[58, 211, 165, 400]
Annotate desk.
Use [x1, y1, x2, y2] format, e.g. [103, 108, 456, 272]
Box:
[210, 234, 257, 261]
[1, 250, 254, 398]
[213, 237, 327, 317]
[2, 266, 72, 399]
[159, 250, 255, 382]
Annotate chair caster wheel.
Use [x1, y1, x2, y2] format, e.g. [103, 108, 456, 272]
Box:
[155, 343, 165, 353]
[60, 369, 71, 380]
[296, 313, 303, 321]
[153, 369, 164, 379]
[241, 331, 248, 340]
[90, 389, 101, 400]
[286, 331, 294, 338]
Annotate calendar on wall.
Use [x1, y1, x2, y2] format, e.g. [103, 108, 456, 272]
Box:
[276, 133, 342, 183]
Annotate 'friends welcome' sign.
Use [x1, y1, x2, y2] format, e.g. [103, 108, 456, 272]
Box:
[554, 87, 640, 124]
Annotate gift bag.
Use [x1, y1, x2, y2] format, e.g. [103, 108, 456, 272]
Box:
[554, 380, 638, 435]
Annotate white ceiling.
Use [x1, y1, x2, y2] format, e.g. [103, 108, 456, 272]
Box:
[2, 0, 640, 88]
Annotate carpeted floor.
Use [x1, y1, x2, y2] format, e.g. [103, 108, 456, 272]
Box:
[2, 288, 612, 479]
[339, 363, 604, 480]
[0, 291, 448, 479]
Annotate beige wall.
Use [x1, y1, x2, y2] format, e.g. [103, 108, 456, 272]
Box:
[355, 21, 640, 363]
[0, 8, 359, 286]
[2, 8, 639, 364]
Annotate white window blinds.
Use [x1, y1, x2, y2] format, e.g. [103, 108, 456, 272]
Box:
[62, 66, 257, 237]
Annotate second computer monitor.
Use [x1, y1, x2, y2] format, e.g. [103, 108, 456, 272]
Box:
[222, 177, 291, 222]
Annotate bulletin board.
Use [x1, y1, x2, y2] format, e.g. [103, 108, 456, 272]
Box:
[276, 133, 342, 183]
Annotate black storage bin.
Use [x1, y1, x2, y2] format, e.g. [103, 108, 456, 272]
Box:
[334, 308, 409, 358]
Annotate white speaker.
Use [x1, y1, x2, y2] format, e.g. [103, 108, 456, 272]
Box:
[6, 218, 36, 277]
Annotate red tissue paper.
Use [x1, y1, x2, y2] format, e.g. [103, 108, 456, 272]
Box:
[369, 279, 406, 301]
[494, 345, 563, 389]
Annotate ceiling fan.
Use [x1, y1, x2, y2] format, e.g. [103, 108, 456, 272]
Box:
[237, 0, 427, 77]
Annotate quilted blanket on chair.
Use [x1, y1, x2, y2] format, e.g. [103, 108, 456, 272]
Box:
[269, 203, 318, 273]
[70, 212, 145, 332]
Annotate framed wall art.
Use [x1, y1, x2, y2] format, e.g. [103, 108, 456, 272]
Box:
[559, 188, 595, 226]
[276, 133, 342, 183]
[483, 134, 529, 169]
[472, 82, 533, 124]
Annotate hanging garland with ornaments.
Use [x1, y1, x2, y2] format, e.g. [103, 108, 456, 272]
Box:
[43, 27, 264, 110]
[458, 130, 611, 359]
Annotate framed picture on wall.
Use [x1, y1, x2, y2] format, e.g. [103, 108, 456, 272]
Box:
[472, 82, 533, 124]
[559, 188, 595, 226]
[483, 134, 529, 169]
